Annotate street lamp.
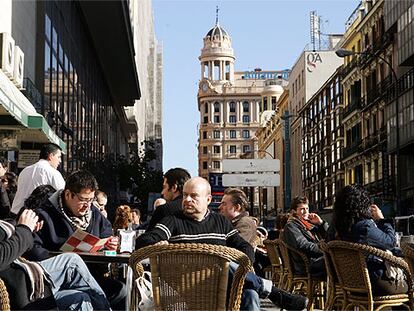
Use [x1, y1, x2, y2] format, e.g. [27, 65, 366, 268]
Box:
[335, 48, 401, 213]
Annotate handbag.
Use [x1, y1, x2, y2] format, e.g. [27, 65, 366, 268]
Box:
[136, 271, 154, 311]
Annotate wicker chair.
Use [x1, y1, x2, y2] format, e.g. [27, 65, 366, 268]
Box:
[319, 240, 344, 310]
[0, 278, 10, 311]
[129, 243, 253, 311]
[278, 239, 326, 310]
[263, 239, 288, 289]
[327, 240, 413, 311]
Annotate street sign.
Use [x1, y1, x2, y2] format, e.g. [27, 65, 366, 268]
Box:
[222, 173, 280, 187]
[222, 159, 280, 173]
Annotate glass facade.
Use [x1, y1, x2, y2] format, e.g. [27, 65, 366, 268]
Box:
[41, 1, 127, 172]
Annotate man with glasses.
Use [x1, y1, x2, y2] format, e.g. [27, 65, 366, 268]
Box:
[25, 170, 126, 310]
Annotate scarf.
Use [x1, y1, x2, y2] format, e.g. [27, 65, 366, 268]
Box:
[288, 214, 317, 241]
[0, 220, 48, 301]
[57, 190, 92, 230]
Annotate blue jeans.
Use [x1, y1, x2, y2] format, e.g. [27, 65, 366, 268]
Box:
[229, 262, 273, 311]
[39, 253, 111, 311]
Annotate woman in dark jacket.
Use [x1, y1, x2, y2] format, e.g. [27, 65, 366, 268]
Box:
[333, 184, 408, 295]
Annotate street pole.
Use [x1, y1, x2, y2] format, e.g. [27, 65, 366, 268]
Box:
[282, 111, 291, 212]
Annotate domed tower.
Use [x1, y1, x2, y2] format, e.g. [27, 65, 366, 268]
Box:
[198, 12, 235, 91]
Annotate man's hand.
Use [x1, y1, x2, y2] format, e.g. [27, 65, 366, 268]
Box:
[371, 204, 384, 221]
[18, 209, 39, 232]
[105, 236, 119, 250]
[155, 241, 169, 246]
[308, 213, 323, 225]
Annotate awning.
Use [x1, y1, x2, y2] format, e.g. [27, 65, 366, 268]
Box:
[0, 70, 66, 152]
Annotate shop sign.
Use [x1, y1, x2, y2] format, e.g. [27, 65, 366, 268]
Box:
[18, 150, 40, 168]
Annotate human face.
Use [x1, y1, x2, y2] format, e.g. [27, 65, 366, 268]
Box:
[95, 195, 107, 210]
[161, 178, 176, 202]
[294, 203, 309, 221]
[48, 150, 62, 169]
[219, 195, 238, 221]
[182, 178, 211, 221]
[0, 163, 7, 177]
[65, 188, 95, 217]
[131, 211, 140, 224]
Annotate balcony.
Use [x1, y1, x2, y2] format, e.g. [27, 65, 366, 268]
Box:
[362, 135, 379, 152]
[343, 98, 362, 119]
[341, 57, 359, 79]
[343, 140, 362, 159]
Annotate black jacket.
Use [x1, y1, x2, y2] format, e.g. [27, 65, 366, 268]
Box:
[146, 195, 183, 231]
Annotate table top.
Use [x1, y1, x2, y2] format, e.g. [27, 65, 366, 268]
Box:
[49, 251, 131, 264]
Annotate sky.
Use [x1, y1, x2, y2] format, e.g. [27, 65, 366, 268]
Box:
[153, 0, 359, 177]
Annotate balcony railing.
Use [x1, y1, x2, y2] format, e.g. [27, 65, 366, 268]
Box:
[343, 98, 362, 119]
[341, 57, 359, 78]
[343, 140, 362, 159]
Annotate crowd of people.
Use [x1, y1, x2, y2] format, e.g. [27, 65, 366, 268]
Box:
[0, 142, 407, 310]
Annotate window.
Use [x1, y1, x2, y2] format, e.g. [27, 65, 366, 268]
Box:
[271, 96, 277, 110]
[213, 130, 220, 139]
[202, 131, 207, 139]
[229, 115, 236, 123]
[243, 145, 251, 154]
[243, 115, 250, 123]
[229, 130, 236, 138]
[214, 102, 220, 113]
[243, 101, 249, 112]
[263, 97, 268, 111]
[203, 116, 208, 124]
[229, 102, 236, 112]
[213, 161, 220, 169]
[214, 115, 220, 123]
[229, 145, 237, 154]
[213, 145, 220, 153]
[204, 103, 208, 113]
[242, 130, 250, 138]
[202, 161, 207, 169]
[202, 146, 208, 154]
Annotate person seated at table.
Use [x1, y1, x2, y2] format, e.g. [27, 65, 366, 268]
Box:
[0, 209, 110, 310]
[93, 190, 108, 218]
[136, 177, 308, 311]
[113, 204, 132, 233]
[283, 196, 328, 277]
[24, 170, 126, 310]
[332, 184, 408, 295]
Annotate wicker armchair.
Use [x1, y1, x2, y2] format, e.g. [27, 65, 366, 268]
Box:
[319, 240, 344, 310]
[263, 239, 288, 289]
[0, 278, 10, 311]
[129, 243, 253, 311]
[278, 239, 326, 310]
[327, 240, 413, 311]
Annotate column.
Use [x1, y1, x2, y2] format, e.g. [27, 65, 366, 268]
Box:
[209, 101, 214, 123]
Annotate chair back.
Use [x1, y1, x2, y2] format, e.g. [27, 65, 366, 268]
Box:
[263, 239, 282, 268]
[326, 240, 372, 296]
[319, 240, 338, 283]
[401, 242, 414, 276]
[0, 278, 10, 311]
[129, 243, 252, 311]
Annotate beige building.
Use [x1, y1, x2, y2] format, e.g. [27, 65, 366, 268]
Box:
[197, 21, 289, 184]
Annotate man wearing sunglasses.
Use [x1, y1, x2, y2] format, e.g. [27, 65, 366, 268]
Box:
[25, 170, 126, 310]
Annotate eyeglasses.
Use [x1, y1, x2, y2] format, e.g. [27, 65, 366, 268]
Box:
[72, 192, 95, 204]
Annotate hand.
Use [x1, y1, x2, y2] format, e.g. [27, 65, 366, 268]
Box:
[34, 220, 44, 232]
[105, 236, 119, 250]
[308, 213, 323, 225]
[18, 209, 39, 232]
[155, 240, 169, 246]
[371, 204, 384, 221]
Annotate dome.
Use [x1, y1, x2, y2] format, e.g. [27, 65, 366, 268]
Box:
[205, 25, 229, 41]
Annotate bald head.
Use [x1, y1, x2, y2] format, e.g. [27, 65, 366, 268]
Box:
[182, 177, 212, 221]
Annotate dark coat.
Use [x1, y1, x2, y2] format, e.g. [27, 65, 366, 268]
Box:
[25, 190, 113, 262]
[146, 195, 183, 231]
[283, 217, 328, 276]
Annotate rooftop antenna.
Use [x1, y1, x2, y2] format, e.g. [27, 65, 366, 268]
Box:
[310, 10, 321, 51]
[215, 6, 219, 25]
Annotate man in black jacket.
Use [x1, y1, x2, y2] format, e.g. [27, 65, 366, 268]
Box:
[0, 209, 110, 310]
[146, 167, 190, 231]
[137, 177, 308, 311]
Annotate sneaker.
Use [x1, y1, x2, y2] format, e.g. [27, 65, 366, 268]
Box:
[268, 287, 309, 310]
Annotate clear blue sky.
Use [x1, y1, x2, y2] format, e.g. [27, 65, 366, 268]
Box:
[153, 0, 359, 177]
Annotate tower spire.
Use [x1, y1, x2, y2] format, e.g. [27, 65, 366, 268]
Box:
[215, 6, 219, 25]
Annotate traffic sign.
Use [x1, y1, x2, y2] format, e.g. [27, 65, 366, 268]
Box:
[222, 159, 280, 173]
[222, 173, 280, 187]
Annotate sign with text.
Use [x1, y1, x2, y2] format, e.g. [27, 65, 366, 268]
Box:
[223, 159, 280, 173]
[223, 173, 280, 187]
[18, 150, 40, 168]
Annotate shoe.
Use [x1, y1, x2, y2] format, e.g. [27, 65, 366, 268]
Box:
[268, 287, 309, 310]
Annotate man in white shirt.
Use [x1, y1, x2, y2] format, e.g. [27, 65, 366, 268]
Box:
[11, 143, 65, 215]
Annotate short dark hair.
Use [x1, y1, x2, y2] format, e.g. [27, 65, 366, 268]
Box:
[95, 190, 107, 199]
[224, 188, 249, 212]
[65, 170, 98, 194]
[131, 208, 141, 217]
[39, 143, 62, 160]
[163, 168, 191, 195]
[290, 196, 309, 211]
[0, 157, 8, 169]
